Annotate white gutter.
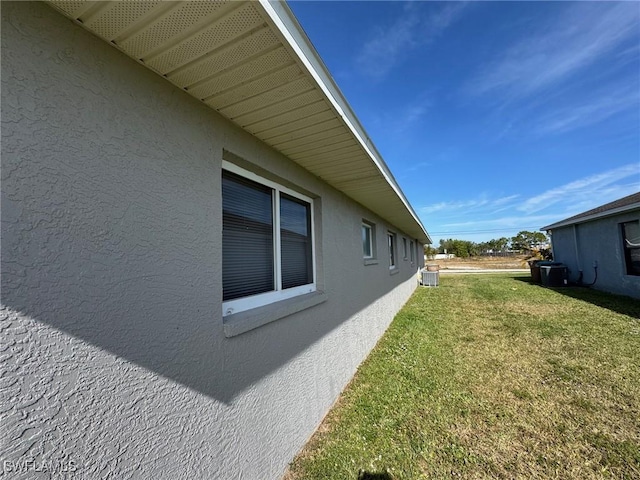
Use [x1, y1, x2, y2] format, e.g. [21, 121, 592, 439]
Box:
[259, 0, 431, 244]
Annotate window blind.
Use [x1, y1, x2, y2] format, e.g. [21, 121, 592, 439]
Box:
[280, 193, 312, 289]
[222, 171, 274, 301]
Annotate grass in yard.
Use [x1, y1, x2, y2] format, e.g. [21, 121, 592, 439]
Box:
[284, 274, 640, 480]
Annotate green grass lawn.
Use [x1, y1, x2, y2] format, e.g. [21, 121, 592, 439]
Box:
[285, 274, 640, 480]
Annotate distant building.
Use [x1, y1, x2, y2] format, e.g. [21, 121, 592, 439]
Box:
[541, 192, 640, 299]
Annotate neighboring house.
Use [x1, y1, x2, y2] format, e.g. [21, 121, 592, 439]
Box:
[1, 2, 430, 479]
[541, 192, 640, 299]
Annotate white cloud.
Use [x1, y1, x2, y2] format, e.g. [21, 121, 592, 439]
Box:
[492, 194, 520, 207]
[420, 177, 639, 243]
[356, 12, 419, 79]
[545, 183, 640, 220]
[405, 160, 432, 173]
[356, 2, 468, 80]
[533, 83, 639, 135]
[420, 194, 519, 215]
[420, 199, 482, 215]
[366, 91, 434, 138]
[470, 3, 639, 100]
[517, 164, 640, 214]
[441, 213, 561, 230]
[391, 98, 432, 133]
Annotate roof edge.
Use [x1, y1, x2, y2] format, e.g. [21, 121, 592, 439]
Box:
[541, 201, 640, 231]
[258, 0, 431, 244]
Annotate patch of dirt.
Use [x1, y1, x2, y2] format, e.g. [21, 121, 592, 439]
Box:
[428, 255, 532, 270]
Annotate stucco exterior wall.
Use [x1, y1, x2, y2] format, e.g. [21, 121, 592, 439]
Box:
[1, 3, 423, 479]
[550, 212, 640, 299]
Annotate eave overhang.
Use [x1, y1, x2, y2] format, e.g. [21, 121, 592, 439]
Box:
[47, 0, 431, 244]
[541, 202, 640, 231]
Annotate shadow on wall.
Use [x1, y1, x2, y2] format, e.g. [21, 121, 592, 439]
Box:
[2, 199, 416, 405]
[512, 277, 640, 319]
[1, 1, 419, 407]
[2, 183, 415, 404]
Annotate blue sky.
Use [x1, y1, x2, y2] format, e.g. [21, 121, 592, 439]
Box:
[288, 1, 640, 245]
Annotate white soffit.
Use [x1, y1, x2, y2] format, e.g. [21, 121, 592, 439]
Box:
[47, 0, 431, 244]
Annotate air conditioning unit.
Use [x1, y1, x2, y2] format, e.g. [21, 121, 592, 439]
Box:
[540, 265, 568, 287]
[421, 270, 439, 287]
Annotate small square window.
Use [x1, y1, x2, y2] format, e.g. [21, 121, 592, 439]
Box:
[622, 220, 640, 276]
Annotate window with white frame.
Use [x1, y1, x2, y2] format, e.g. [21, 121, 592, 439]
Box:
[621, 220, 640, 276]
[222, 162, 315, 316]
[388, 231, 397, 268]
[362, 221, 375, 259]
[410, 240, 415, 263]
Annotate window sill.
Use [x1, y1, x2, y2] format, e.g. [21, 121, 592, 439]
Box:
[364, 258, 378, 266]
[389, 267, 400, 275]
[223, 290, 327, 338]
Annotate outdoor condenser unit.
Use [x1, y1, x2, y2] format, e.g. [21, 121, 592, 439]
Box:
[421, 270, 439, 287]
[540, 265, 568, 287]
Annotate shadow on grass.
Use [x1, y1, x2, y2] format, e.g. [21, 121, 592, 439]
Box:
[513, 276, 640, 319]
[358, 472, 392, 480]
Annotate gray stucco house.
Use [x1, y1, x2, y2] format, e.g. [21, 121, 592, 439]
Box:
[1, 1, 431, 478]
[541, 192, 640, 299]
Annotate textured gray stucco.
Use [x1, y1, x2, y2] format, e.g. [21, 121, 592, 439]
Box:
[1, 3, 423, 478]
[550, 212, 640, 299]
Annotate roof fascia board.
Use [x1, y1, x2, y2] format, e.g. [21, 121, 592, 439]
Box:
[258, 0, 431, 244]
[541, 202, 640, 231]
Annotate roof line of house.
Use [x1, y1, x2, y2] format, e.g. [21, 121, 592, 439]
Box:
[541, 200, 640, 231]
[260, 0, 431, 244]
[46, 0, 430, 244]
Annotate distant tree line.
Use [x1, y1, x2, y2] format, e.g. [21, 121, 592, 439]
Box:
[424, 230, 549, 258]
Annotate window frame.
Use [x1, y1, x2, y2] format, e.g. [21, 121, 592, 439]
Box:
[388, 231, 397, 269]
[621, 220, 640, 276]
[362, 221, 375, 259]
[402, 237, 408, 260]
[222, 161, 316, 316]
[410, 240, 415, 264]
